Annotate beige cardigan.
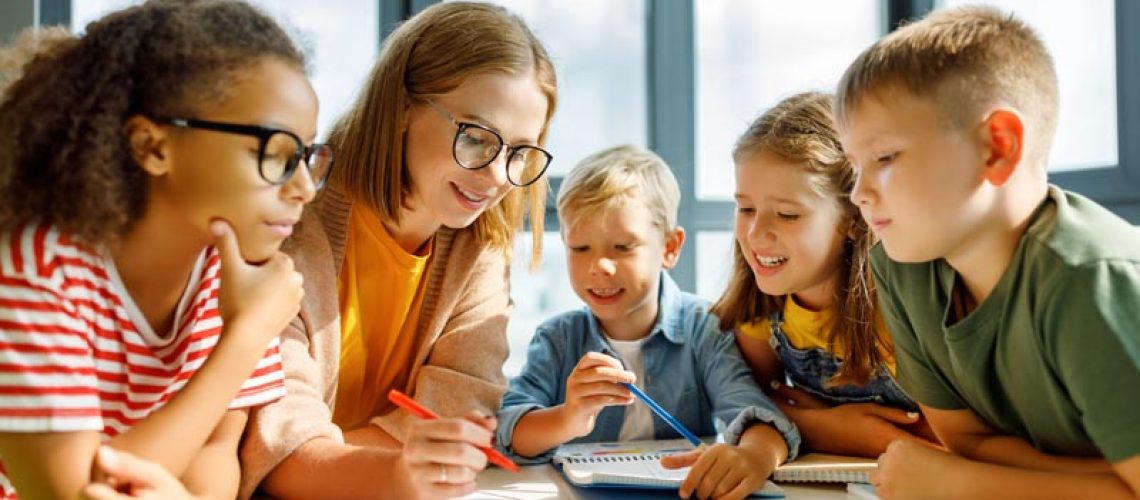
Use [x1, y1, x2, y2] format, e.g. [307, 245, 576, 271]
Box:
[238, 186, 513, 499]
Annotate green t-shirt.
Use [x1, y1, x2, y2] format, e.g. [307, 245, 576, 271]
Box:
[872, 186, 1140, 462]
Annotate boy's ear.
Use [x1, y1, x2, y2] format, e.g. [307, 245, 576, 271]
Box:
[123, 115, 171, 176]
[662, 226, 686, 269]
[980, 109, 1024, 187]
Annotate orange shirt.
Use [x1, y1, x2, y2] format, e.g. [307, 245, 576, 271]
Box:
[333, 204, 432, 430]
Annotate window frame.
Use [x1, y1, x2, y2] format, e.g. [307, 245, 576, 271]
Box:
[36, 0, 1140, 293]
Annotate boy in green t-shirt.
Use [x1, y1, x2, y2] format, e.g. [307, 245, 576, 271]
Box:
[836, 5, 1140, 498]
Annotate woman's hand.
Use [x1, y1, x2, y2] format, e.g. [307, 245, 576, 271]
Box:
[395, 411, 497, 499]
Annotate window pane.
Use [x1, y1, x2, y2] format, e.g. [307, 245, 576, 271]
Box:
[466, 0, 648, 176]
[939, 0, 1117, 171]
[71, 0, 378, 140]
[696, 0, 884, 200]
[506, 232, 580, 377]
[696, 231, 736, 303]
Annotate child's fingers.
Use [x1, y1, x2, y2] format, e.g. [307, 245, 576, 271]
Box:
[210, 219, 246, 270]
[574, 366, 635, 385]
[576, 352, 625, 370]
[679, 449, 719, 499]
[591, 365, 636, 384]
[874, 420, 923, 446]
[80, 483, 125, 500]
[694, 454, 734, 499]
[95, 446, 165, 487]
[576, 394, 633, 410]
[659, 447, 703, 470]
[867, 405, 921, 425]
[710, 464, 751, 499]
[571, 380, 632, 399]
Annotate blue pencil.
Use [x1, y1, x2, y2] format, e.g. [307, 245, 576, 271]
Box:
[622, 382, 702, 447]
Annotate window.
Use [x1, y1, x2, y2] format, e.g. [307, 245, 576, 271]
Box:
[940, 0, 1118, 171]
[695, 231, 735, 302]
[507, 232, 579, 376]
[71, 0, 378, 140]
[695, 0, 885, 200]
[463, 0, 648, 175]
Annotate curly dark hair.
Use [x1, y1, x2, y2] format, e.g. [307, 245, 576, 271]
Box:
[0, 0, 306, 244]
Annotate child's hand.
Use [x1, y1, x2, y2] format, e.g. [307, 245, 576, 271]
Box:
[562, 352, 635, 437]
[805, 403, 924, 456]
[211, 220, 303, 343]
[396, 410, 496, 499]
[660, 444, 774, 500]
[871, 439, 963, 500]
[81, 446, 193, 500]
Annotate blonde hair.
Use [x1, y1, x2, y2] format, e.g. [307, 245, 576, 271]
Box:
[326, 2, 557, 265]
[836, 5, 1058, 170]
[556, 145, 680, 239]
[711, 92, 889, 385]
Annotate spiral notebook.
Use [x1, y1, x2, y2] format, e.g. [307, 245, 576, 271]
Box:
[552, 439, 785, 498]
[771, 453, 877, 484]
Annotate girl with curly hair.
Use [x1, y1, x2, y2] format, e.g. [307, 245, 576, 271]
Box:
[0, 1, 331, 498]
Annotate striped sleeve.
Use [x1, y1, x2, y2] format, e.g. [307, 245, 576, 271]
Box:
[229, 337, 285, 409]
[191, 252, 285, 410]
[0, 226, 102, 432]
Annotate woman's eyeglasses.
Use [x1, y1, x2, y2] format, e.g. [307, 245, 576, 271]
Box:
[422, 99, 552, 187]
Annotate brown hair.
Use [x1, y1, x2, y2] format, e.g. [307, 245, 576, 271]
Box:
[326, 1, 557, 265]
[836, 5, 1058, 170]
[556, 145, 679, 239]
[0, 0, 306, 245]
[711, 92, 889, 385]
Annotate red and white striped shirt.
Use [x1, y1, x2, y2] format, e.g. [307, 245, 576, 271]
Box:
[0, 223, 285, 498]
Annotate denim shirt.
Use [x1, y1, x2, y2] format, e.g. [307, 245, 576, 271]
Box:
[768, 311, 918, 412]
[497, 271, 800, 464]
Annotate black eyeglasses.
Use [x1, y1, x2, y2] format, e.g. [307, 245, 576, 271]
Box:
[423, 99, 552, 187]
[154, 117, 335, 188]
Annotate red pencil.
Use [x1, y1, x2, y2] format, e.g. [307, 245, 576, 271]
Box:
[387, 389, 520, 473]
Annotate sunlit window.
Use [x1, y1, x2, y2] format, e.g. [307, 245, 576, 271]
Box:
[940, 0, 1118, 171]
[696, 0, 885, 200]
[71, 0, 378, 140]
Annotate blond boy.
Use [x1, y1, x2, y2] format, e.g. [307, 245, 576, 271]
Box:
[497, 145, 799, 498]
[837, 6, 1140, 498]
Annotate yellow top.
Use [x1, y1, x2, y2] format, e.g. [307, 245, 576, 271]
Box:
[737, 295, 896, 375]
[333, 204, 433, 430]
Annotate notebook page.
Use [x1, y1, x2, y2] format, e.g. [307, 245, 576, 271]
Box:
[772, 453, 876, 483]
[562, 453, 689, 484]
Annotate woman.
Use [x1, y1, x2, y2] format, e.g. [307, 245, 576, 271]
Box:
[240, 3, 557, 499]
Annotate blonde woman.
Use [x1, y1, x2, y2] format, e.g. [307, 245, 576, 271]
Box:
[240, 3, 557, 499]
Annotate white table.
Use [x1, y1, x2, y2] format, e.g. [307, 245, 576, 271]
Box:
[469, 465, 853, 499]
